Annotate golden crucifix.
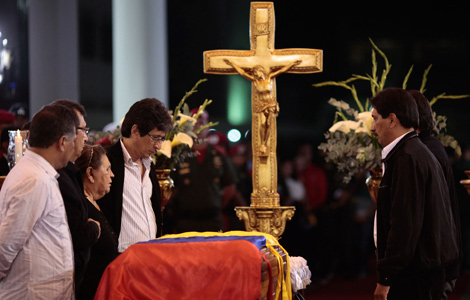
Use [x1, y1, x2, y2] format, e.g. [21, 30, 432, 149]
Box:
[203, 2, 322, 238]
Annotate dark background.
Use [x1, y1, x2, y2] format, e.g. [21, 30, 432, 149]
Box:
[165, 1, 470, 156]
[1, 0, 469, 154]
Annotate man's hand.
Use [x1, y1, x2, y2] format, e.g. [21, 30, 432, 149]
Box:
[88, 218, 101, 239]
[374, 283, 390, 300]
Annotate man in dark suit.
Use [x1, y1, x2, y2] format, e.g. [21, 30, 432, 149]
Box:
[100, 98, 172, 253]
[409, 89, 462, 299]
[53, 99, 101, 295]
[371, 88, 459, 300]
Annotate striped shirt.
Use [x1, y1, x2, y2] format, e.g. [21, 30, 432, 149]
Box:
[118, 140, 156, 253]
[0, 150, 74, 300]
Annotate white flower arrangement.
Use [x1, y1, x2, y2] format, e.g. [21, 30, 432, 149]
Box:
[318, 98, 381, 184]
[154, 78, 218, 170]
[316, 38, 468, 184]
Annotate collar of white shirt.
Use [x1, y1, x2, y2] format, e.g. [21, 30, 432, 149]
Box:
[120, 139, 151, 169]
[24, 149, 60, 180]
[381, 130, 413, 169]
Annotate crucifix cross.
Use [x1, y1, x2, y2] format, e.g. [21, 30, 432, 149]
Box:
[203, 2, 322, 213]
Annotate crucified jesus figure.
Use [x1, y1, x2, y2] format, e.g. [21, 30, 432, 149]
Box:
[224, 59, 301, 155]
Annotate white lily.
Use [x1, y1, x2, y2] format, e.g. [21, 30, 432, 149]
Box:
[171, 132, 193, 148]
[356, 111, 373, 129]
[329, 120, 359, 134]
[178, 113, 197, 127]
[355, 127, 371, 135]
[157, 140, 172, 158]
[355, 111, 373, 136]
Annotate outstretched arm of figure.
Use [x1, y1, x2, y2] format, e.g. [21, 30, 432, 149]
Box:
[224, 59, 254, 81]
[270, 60, 302, 78]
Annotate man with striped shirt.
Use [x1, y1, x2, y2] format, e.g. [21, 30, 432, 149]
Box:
[0, 105, 79, 299]
[100, 98, 172, 253]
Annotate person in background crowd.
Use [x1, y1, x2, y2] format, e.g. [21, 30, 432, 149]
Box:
[0, 109, 14, 137]
[172, 110, 237, 233]
[0, 126, 16, 175]
[295, 142, 328, 213]
[0, 110, 15, 164]
[8, 103, 29, 130]
[225, 142, 252, 231]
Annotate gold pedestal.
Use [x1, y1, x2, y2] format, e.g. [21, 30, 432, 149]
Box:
[236, 206, 295, 239]
[365, 167, 383, 204]
[156, 169, 174, 210]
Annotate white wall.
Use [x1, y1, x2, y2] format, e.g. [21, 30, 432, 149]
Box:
[112, 0, 168, 121]
[29, 0, 79, 115]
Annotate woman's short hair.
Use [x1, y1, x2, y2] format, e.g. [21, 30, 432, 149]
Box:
[75, 144, 106, 174]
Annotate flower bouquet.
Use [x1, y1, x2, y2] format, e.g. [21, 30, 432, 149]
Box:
[153, 78, 218, 170]
[318, 98, 382, 184]
[316, 38, 468, 184]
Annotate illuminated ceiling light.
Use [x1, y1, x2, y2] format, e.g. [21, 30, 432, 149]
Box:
[227, 129, 241, 143]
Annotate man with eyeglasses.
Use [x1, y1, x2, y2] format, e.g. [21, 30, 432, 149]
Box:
[100, 98, 172, 253]
[51, 99, 101, 296]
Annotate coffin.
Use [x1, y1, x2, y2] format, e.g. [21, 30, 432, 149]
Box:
[94, 231, 303, 300]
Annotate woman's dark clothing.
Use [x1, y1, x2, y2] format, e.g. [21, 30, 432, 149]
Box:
[58, 162, 100, 292]
[77, 201, 118, 300]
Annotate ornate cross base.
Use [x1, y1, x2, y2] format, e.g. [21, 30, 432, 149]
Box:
[235, 206, 295, 239]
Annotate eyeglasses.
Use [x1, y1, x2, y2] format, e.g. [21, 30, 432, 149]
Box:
[147, 133, 165, 144]
[77, 127, 90, 135]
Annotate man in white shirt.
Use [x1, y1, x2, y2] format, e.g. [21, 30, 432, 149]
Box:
[0, 104, 79, 299]
[100, 98, 172, 253]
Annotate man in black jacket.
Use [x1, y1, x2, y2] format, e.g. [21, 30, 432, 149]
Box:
[371, 88, 459, 300]
[409, 89, 462, 299]
[53, 99, 101, 294]
[100, 98, 172, 253]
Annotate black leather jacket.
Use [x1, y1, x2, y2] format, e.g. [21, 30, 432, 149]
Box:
[376, 131, 459, 285]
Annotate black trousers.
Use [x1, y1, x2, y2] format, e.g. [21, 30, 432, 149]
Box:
[387, 267, 446, 300]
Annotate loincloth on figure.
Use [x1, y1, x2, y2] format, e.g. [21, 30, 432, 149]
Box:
[253, 96, 280, 115]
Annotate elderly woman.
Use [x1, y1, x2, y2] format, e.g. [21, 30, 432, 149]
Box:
[75, 144, 117, 300]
